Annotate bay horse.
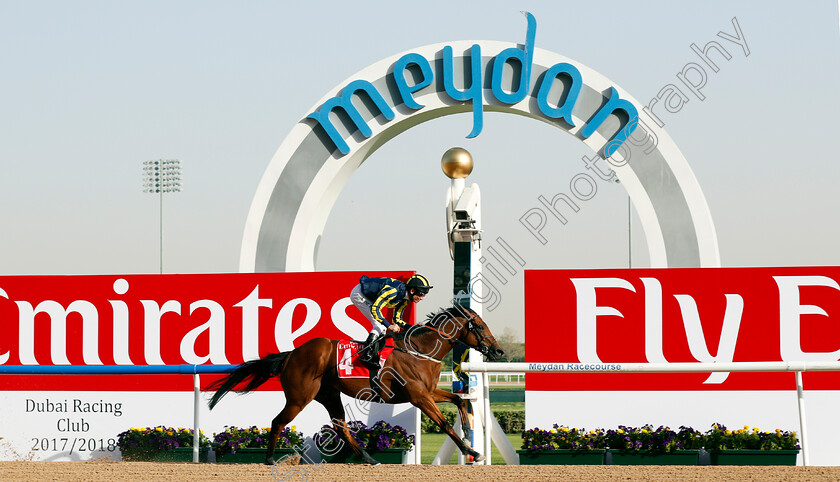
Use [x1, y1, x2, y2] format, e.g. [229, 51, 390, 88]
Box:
[206, 305, 505, 465]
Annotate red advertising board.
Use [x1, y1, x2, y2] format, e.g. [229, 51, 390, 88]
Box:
[525, 267, 840, 391]
[0, 271, 415, 391]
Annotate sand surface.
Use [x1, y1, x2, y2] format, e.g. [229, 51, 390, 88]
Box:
[2, 462, 840, 481]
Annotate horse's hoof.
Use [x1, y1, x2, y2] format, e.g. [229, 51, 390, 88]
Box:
[264, 460, 274, 466]
[473, 454, 486, 463]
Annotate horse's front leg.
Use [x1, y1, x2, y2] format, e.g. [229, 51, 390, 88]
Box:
[412, 395, 484, 462]
[432, 388, 471, 441]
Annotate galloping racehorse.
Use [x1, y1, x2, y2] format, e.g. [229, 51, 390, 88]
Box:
[206, 305, 505, 465]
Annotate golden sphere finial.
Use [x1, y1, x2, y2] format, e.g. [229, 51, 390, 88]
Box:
[441, 147, 473, 179]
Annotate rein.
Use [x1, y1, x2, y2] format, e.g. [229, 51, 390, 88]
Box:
[392, 345, 443, 363]
[402, 313, 497, 360]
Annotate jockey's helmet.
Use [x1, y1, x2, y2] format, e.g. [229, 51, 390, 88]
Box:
[406, 274, 433, 295]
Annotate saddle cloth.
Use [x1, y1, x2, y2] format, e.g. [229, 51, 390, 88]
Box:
[336, 338, 395, 378]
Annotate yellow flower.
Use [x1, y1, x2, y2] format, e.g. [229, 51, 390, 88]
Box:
[550, 429, 556, 433]
[618, 429, 624, 434]
[753, 427, 760, 432]
[744, 425, 749, 430]
[155, 427, 163, 432]
[725, 430, 732, 435]
[291, 426, 297, 431]
[561, 427, 569, 432]
[641, 429, 648, 434]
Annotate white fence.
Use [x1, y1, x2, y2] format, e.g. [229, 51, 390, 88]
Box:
[438, 372, 524, 385]
[461, 360, 840, 467]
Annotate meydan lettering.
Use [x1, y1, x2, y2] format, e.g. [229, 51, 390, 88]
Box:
[307, 12, 638, 157]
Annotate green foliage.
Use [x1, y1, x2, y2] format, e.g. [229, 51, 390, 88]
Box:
[421, 406, 524, 434]
[441, 351, 453, 371]
[494, 410, 525, 433]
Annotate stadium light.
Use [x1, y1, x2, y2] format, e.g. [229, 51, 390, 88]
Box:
[142, 159, 182, 273]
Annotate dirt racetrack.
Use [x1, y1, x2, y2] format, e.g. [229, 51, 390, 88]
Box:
[2, 462, 840, 481]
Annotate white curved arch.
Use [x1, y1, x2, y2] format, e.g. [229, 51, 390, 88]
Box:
[240, 40, 720, 272]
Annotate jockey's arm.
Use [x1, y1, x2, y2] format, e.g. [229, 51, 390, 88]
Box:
[392, 301, 408, 327]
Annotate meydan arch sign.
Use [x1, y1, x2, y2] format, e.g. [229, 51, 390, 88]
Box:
[240, 13, 720, 273]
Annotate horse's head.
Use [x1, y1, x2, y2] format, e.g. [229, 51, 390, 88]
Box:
[427, 306, 505, 361]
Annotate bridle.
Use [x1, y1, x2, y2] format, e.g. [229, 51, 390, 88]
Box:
[464, 317, 497, 357]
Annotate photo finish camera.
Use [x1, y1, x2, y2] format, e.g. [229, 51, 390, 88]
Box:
[447, 184, 482, 251]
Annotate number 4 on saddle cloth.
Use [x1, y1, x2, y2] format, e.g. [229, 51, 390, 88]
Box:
[337, 338, 397, 403]
[336, 338, 396, 378]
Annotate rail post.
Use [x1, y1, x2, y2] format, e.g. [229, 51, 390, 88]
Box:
[193, 369, 200, 463]
[795, 371, 809, 466]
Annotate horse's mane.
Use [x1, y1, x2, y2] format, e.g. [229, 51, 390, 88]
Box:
[424, 305, 475, 325]
[393, 305, 474, 340]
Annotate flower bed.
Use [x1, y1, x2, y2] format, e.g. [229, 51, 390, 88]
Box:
[116, 426, 209, 461]
[212, 426, 303, 455]
[518, 424, 606, 465]
[704, 424, 799, 450]
[605, 425, 704, 454]
[520, 424, 606, 452]
[704, 423, 800, 466]
[520, 423, 799, 466]
[313, 420, 414, 464]
[212, 426, 304, 463]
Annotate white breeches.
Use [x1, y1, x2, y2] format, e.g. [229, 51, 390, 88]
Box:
[350, 283, 387, 336]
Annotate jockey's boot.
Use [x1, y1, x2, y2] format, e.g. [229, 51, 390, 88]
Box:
[360, 333, 381, 368]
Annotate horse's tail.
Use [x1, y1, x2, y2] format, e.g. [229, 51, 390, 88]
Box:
[206, 352, 291, 409]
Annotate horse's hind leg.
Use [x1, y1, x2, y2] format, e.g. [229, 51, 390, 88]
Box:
[314, 389, 380, 465]
[264, 401, 308, 465]
[265, 377, 321, 464]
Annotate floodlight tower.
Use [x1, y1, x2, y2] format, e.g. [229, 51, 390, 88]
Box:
[142, 159, 182, 274]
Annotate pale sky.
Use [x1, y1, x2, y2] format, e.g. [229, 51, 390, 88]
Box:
[1, 1, 839, 340]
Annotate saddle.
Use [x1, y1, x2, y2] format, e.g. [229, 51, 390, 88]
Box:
[336, 337, 396, 403]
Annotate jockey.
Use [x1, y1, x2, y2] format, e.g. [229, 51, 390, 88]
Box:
[350, 274, 433, 367]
